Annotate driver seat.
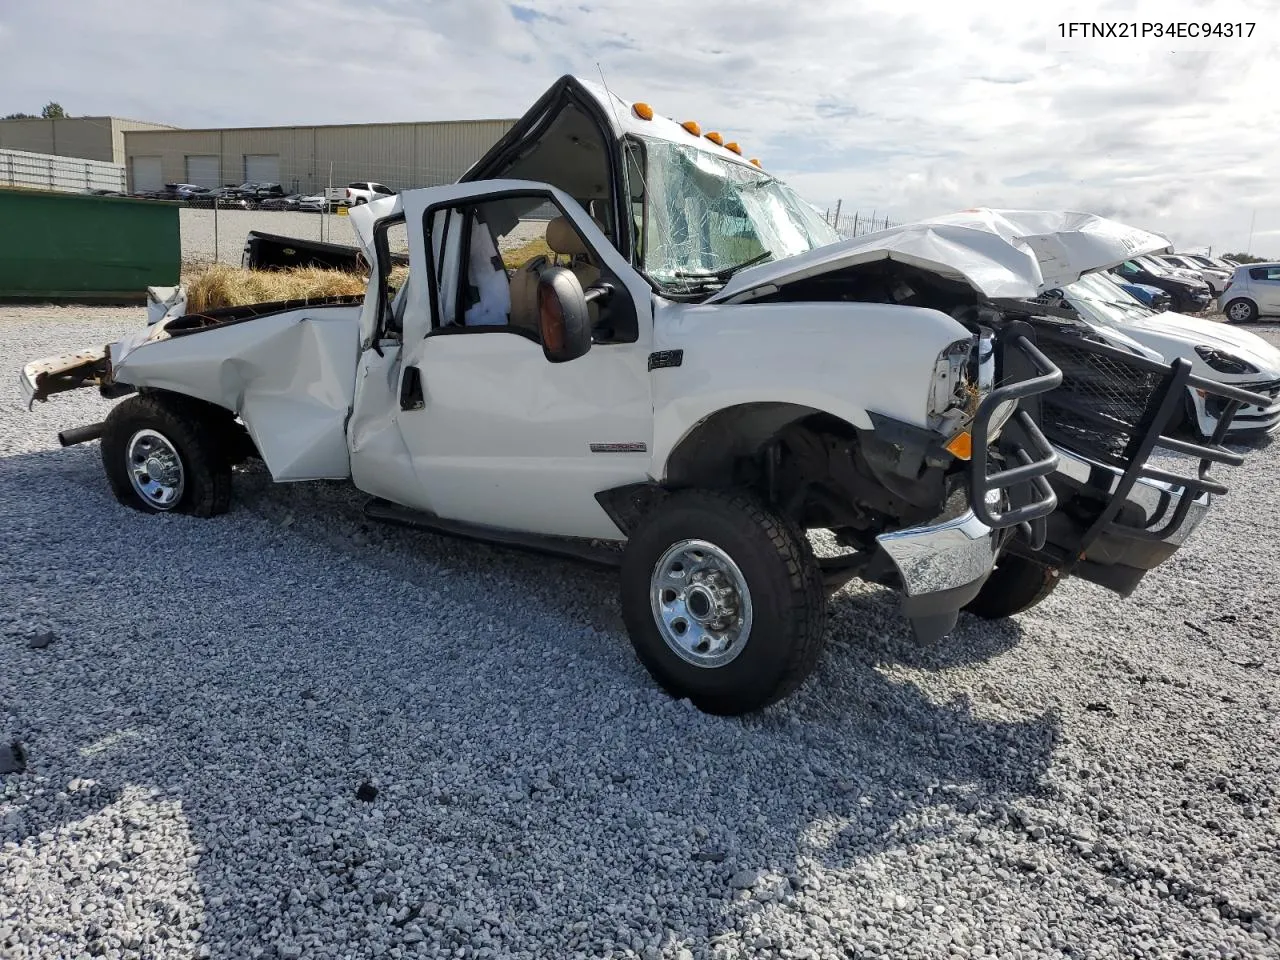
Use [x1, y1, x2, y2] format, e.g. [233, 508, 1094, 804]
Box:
[508, 216, 605, 333]
[545, 216, 602, 290]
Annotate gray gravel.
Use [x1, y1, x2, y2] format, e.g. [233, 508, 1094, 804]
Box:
[2, 305, 1279, 959]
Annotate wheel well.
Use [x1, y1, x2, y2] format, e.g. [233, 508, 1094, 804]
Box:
[134, 388, 258, 463]
[599, 403, 955, 540]
[661, 403, 838, 490]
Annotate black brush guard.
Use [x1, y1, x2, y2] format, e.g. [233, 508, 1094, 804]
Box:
[1005, 324, 1272, 581]
[966, 322, 1064, 549]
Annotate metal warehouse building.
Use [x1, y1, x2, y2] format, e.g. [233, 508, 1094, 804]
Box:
[123, 118, 518, 196]
[0, 116, 176, 165]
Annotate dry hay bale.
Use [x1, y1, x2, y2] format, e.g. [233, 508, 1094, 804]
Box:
[184, 264, 370, 313]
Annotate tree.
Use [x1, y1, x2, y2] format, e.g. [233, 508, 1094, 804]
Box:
[1221, 252, 1268, 264]
[1, 103, 69, 120]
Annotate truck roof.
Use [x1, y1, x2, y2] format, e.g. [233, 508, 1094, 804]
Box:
[461, 74, 767, 184]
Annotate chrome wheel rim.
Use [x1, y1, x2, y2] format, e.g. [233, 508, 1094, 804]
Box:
[1227, 301, 1252, 322]
[650, 539, 753, 668]
[126, 429, 184, 510]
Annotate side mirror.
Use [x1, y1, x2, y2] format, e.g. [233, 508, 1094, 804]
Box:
[537, 266, 593, 363]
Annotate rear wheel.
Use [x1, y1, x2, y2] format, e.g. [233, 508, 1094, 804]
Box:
[101, 394, 233, 517]
[620, 490, 827, 715]
[962, 553, 1059, 620]
[1224, 298, 1258, 324]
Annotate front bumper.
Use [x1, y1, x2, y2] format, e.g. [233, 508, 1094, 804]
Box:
[874, 509, 998, 642]
[20, 349, 110, 409]
[1196, 378, 1280, 436]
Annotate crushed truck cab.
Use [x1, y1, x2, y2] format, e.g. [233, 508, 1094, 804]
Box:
[19, 76, 1270, 715]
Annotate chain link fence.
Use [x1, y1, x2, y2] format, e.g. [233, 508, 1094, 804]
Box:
[822, 208, 901, 239]
[0, 148, 126, 194]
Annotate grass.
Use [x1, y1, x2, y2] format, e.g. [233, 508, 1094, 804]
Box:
[501, 236, 555, 270]
[182, 239, 538, 315]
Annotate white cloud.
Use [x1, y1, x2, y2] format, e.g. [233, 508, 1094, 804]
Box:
[1, 0, 1276, 253]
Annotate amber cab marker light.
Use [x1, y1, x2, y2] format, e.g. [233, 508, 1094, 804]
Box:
[944, 430, 973, 461]
[725, 142, 742, 154]
[633, 102, 654, 121]
[681, 120, 701, 136]
[705, 131, 724, 145]
[750, 158, 762, 167]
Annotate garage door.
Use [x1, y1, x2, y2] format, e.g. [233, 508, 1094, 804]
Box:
[131, 156, 162, 193]
[244, 154, 280, 184]
[185, 155, 221, 188]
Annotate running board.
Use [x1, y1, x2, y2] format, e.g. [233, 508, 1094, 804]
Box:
[362, 498, 624, 569]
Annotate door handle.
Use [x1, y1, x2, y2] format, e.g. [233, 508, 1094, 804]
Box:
[400, 364, 425, 411]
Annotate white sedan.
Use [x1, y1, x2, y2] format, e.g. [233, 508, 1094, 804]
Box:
[1045, 272, 1280, 439]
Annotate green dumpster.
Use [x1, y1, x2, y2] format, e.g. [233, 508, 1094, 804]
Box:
[0, 187, 180, 300]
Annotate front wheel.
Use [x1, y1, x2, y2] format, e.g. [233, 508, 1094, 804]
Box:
[620, 490, 827, 715]
[100, 394, 233, 517]
[962, 554, 1059, 620]
[1223, 298, 1258, 324]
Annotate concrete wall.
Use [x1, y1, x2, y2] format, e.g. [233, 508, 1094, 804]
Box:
[123, 119, 515, 194]
[0, 117, 174, 164]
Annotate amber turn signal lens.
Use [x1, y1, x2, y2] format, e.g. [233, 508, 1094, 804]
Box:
[681, 120, 701, 136]
[944, 430, 973, 461]
[633, 102, 654, 120]
[705, 131, 723, 145]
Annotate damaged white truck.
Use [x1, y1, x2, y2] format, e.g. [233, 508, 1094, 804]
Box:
[21, 76, 1268, 714]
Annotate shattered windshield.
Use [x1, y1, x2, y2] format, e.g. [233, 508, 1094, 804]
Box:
[636, 137, 839, 292]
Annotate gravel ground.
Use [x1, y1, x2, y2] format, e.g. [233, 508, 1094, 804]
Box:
[179, 209, 547, 269]
[2, 305, 1279, 960]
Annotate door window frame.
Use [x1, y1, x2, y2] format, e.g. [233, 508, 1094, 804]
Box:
[419, 188, 639, 345]
[371, 212, 408, 342]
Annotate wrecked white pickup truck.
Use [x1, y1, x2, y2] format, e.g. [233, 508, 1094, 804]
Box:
[21, 77, 1269, 714]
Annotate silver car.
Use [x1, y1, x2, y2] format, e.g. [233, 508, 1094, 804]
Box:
[1219, 262, 1280, 323]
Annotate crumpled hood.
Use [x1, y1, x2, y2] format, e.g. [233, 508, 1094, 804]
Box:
[1127, 311, 1280, 372]
[712, 208, 1173, 304]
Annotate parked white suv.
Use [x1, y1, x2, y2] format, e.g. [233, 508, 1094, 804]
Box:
[1220, 262, 1280, 323]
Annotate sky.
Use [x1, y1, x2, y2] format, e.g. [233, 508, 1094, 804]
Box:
[2, 0, 1277, 256]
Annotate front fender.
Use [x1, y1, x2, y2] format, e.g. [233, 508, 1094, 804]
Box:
[648, 300, 972, 475]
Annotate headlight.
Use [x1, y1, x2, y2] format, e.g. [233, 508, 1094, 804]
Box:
[1194, 345, 1257, 375]
[928, 337, 976, 427]
[929, 329, 1018, 458]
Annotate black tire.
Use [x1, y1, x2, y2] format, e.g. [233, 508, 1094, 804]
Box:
[1223, 298, 1258, 324]
[100, 394, 233, 517]
[962, 554, 1059, 620]
[620, 489, 827, 715]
